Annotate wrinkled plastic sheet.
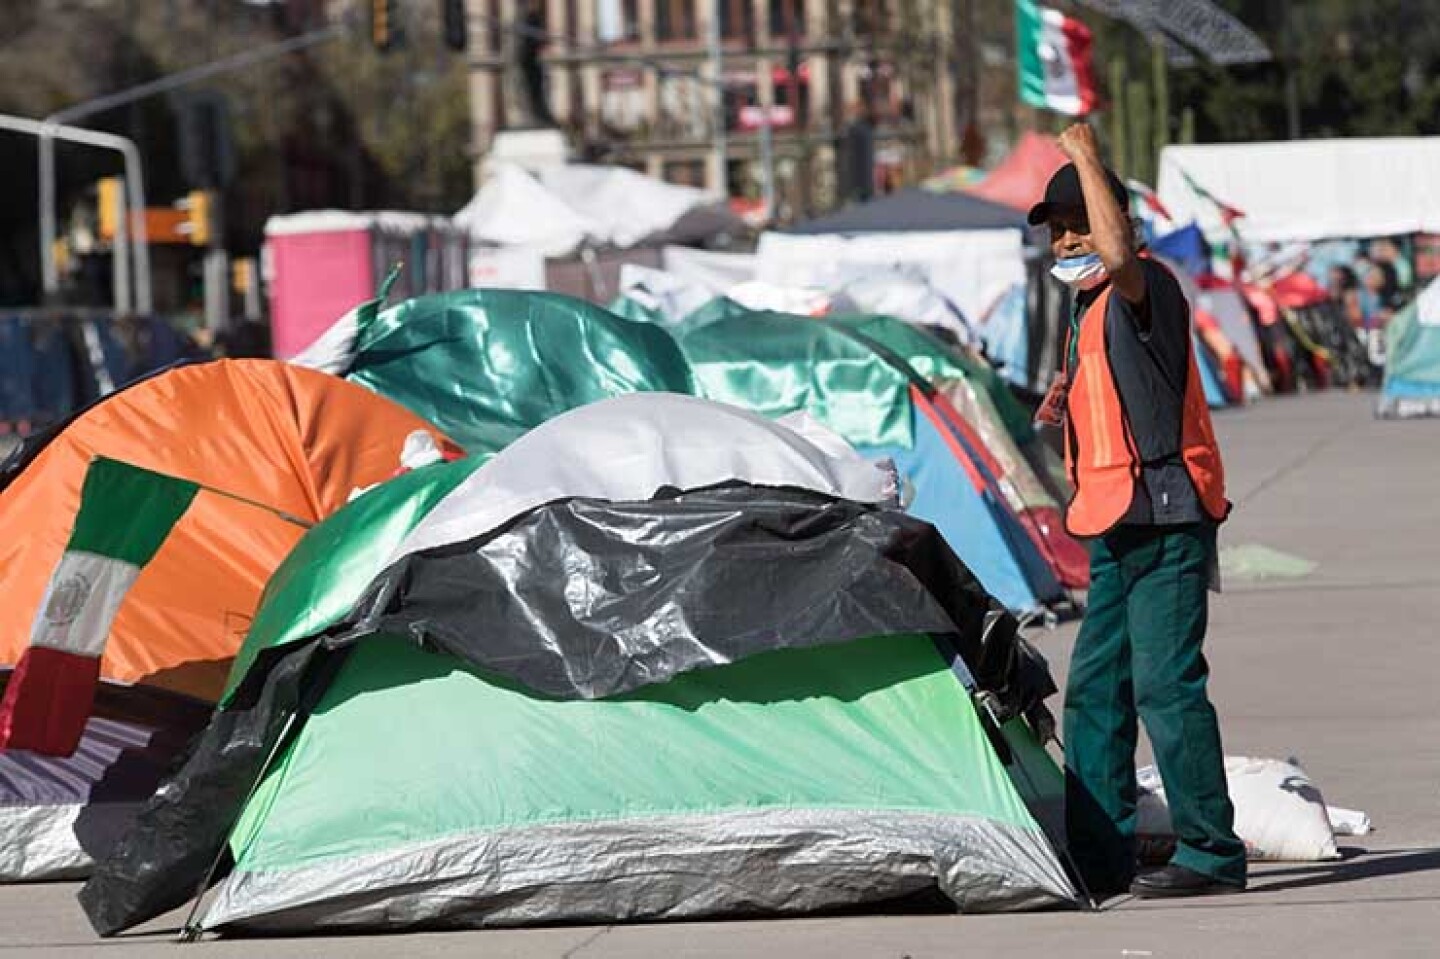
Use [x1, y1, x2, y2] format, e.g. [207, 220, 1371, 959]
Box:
[202, 809, 1074, 933]
[80, 484, 1056, 936]
[369, 484, 1029, 701]
[79, 640, 342, 935]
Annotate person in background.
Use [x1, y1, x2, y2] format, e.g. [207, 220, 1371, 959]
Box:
[1030, 121, 1246, 901]
[1327, 264, 1363, 328]
[1360, 263, 1394, 331]
[216, 319, 272, 359]
[1369, 238, 1412, 297]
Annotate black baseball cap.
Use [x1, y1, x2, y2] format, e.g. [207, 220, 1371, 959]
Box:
[1027, 162, 1129, 226]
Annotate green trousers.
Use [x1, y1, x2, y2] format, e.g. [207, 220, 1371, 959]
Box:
[1063, 522, 1247, 890]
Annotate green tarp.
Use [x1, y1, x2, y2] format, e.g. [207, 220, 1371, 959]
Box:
[343, 290, 695, 457]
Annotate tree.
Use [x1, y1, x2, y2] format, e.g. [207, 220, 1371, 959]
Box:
[0, 0, 474, 306]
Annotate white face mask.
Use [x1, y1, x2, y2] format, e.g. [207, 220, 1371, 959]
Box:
[1050, 252, 1108, 291]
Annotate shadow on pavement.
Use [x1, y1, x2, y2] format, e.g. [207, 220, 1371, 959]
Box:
[1248, 847, 1440, 895]
[1112, 847, 1440, 911]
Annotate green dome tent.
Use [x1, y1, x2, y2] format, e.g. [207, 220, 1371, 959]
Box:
[294, 288, 696, 458]
[80, 395, 1075, 937]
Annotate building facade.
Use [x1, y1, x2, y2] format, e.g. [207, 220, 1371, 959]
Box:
[466, 0, 967, 221]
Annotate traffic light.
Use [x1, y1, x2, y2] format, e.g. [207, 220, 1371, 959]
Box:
[97, 177, 123, 242]
[371, 0, 397, 52]
[442, 0, 467, 51]
[177, 189, 216, 247]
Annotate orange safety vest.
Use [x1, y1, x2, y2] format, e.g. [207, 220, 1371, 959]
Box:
[1063, 282, 1230, 538]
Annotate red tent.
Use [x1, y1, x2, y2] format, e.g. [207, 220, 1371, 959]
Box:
[966, 132, 1069, 212]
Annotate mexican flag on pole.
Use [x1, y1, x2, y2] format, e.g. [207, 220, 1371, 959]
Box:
[0, 457, 199, 756]
[1015, 0, 1098, 116]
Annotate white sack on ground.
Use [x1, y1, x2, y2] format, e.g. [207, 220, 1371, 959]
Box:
[1137, 756, 1361, 862]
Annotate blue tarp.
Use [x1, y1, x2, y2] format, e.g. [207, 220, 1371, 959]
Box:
[863, 408, 1059, 615]
[1193, 331, 1229, 409]
[979, 283, 1031, 390]
[1152, 225, 1210, 278]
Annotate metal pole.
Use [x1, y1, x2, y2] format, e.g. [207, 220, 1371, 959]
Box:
[707, 0, 728, 193]
[760, 115, 776, 219]
[1281, 0, 1300, 139]
[205, 249, 229, 333]
[1151, 41, 1169, 167]
[38, 133, 56, 298]
[117, 138, 152, 313]
[2, 114, 151, 311]
[112, 173, 132, 313]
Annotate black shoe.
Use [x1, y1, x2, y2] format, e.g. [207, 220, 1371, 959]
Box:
[1129, 864, 1245, 899]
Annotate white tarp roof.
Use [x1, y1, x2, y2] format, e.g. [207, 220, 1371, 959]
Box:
[1157, 138, 1440, 243]
[454, 162, 731, 257]
[390, 393, 897, 561]
[755, 230, 1026, 331]
[454, 164, 603, 256]
[264, 210, 455, 237]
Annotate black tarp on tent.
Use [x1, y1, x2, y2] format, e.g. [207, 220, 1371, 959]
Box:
[786, 188, 1030, 235]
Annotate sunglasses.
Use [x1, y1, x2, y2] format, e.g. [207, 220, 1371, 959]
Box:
[1048, 215, 1091, 240]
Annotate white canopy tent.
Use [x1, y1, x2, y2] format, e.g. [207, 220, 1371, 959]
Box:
[754, 230, 1026, 334]
[455, 162, 739, 257]
[1157, 138, 1440, 243]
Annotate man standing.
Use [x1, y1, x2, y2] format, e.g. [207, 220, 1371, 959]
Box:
[1031, 122, 1247, 900]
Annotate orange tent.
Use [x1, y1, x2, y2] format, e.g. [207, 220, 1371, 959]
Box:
[966, 132, 1069, 213]
[0, 360, 454, 716]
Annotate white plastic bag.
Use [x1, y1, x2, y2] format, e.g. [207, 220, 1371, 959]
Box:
[1137, 756, 1349, 862]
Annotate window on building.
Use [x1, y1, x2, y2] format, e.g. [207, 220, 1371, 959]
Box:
[721, 0, 754, 42]
[853, 0, 891, 38]
[658, 74, 710, 141]
[657, 0, 698, 41]
[860, 61, 902, 122]
[722, 75, 755, 132]
[772, 65, 810, 129]
[486, 0, 503, 53]
[599, 68, 648, 134]
[598, 0, 640, 43]
[768, 0, 807, 39]
[665, 159, 708, 188]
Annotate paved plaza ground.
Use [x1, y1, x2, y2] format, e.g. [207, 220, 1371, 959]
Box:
[4, 390, 1438, 957]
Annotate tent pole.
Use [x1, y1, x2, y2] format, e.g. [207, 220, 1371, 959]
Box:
[176, 709, 301, 943]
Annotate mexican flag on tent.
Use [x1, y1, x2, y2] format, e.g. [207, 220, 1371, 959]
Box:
[81, 395, 1076, 937]
[1015, 0, 1097, 116]
[0, 458, 198, 757]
